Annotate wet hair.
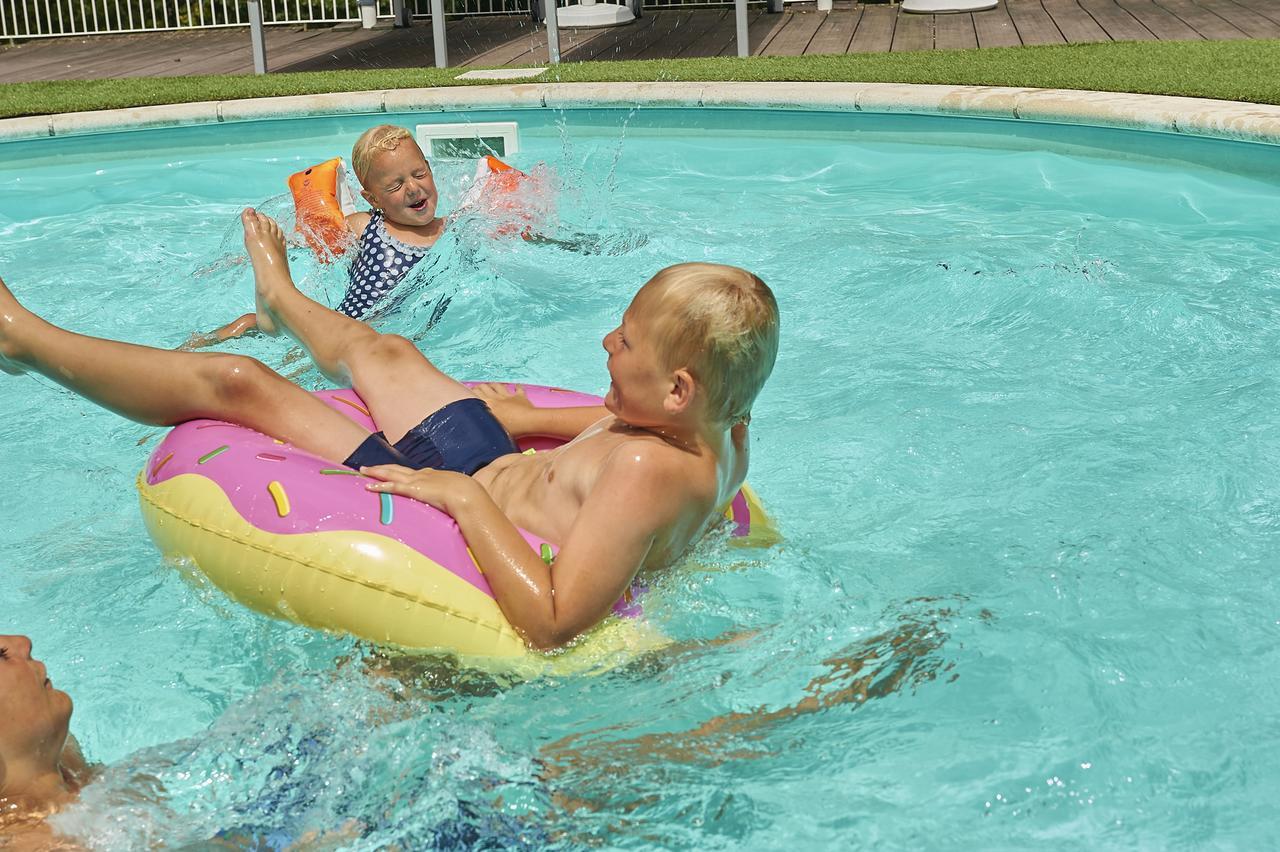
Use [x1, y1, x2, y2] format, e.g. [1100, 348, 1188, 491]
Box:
[351, 125, 415, 185]
[639, 262, 779, 427]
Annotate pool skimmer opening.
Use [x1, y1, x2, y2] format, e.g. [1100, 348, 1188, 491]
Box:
[415, 121, 520, 159]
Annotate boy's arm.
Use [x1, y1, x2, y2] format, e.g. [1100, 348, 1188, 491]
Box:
[472, 383, 608, 439]
[363, 448, 685, 649]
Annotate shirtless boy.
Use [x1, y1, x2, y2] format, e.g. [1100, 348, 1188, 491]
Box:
[0, 210, 779, 650]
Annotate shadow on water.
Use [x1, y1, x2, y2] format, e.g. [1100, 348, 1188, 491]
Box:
[534, 598, 984, 846]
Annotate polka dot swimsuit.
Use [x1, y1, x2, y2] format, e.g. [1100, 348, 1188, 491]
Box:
[337, 210, 431, 319]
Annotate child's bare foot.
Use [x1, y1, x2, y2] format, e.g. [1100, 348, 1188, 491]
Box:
[241, 207, 291, 337]
[0, 275, 30, 375]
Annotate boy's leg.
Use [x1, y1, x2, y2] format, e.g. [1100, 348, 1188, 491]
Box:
[0, 276, 370, 464]
[244, 209, 473, 443]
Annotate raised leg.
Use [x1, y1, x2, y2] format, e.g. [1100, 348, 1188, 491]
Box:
[0, 275, 370, 464]
[243, 208, 473, 442]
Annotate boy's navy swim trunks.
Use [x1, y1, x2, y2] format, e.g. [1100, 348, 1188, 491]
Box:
[342, 397, 518, 476]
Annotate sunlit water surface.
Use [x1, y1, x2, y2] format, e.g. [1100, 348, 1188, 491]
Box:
[2, 108, 1280, 848]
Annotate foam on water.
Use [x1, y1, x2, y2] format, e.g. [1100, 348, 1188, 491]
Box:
[3, 108, 1280, 848]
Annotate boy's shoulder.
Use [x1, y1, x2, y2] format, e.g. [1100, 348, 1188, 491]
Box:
[600, 431, 720, 508]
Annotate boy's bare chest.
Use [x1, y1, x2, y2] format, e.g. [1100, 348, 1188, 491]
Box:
[535, 430, 629, 504]
[476, 432, 628, 541]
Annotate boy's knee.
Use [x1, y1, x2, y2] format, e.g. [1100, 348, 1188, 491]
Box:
[362, 333, 422, 365]
[202, 354, 275, 405]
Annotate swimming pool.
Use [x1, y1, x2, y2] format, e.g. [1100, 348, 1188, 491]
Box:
[4, 97, 1280, 848]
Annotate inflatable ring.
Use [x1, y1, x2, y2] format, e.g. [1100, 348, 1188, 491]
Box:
[137, 385, 773, 665]
[287, 157, 359, 259]
[467, 155, 538, 239]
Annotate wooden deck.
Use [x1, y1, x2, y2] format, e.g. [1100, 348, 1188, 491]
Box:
[3, 0, 1278, 83]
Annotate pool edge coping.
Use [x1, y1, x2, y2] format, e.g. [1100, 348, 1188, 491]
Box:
[4, 82, 1280, 144]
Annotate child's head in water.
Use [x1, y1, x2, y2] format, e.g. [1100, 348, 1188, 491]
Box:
[350, 125, 439, 229]
[0, 634, 75, 803]
[603, 262, 779, 431]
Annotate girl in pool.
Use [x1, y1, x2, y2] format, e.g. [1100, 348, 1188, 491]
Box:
[190, 124, 449, 346]
[191, 124, 626, 348]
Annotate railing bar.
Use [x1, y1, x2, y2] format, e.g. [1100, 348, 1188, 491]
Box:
[55, 0, 65, 32]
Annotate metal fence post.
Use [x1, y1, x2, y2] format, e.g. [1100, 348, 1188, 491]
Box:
[430, 0, 447, 66]
[544, 0, 560, 63]
[247, 0, 267, 74]
[734, 0, 747, 57]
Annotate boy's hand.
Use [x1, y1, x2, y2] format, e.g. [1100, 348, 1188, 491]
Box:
[471, 383, 535, 435]
[362, 464, 478, 516]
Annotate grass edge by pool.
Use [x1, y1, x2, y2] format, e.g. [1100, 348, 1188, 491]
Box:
[3, 39, 1280, 120]
[4, 80, 1280, 149]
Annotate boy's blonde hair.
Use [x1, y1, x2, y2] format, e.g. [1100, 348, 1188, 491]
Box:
[351, 125, 414, 184]
[641, 262, 779, 427]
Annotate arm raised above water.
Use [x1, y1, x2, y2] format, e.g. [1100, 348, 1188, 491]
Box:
[363, 444, 692, 650]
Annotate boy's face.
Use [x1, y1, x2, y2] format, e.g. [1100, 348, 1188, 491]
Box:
[601, 290, 676, 427]
[361, 140, 439, 228]
[0, 635, 72, 771]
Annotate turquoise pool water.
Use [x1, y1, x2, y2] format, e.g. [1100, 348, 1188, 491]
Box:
[3, 107, 1280, 848]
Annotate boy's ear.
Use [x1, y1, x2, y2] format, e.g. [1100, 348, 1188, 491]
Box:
[665, 368, 695, 415]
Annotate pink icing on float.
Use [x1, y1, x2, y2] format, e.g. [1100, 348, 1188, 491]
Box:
[136, 383, 769, 664]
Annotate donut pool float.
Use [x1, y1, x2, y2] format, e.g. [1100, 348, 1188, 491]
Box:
[136, 384, 772, 663]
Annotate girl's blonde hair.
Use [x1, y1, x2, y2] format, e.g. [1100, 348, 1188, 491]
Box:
[351, 125, 414, 185]
[640, 263, 779, 427]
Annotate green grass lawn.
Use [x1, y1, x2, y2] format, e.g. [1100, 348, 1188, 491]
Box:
[3, 38, 1280, 119]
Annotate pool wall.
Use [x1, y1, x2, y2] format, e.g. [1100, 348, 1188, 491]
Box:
[4, 82, 1280, 144]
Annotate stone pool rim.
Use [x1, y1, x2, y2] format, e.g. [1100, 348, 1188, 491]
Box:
[2, 82, 1279, 145]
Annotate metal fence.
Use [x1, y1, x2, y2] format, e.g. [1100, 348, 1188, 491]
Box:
[0, 0, 530, 38]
